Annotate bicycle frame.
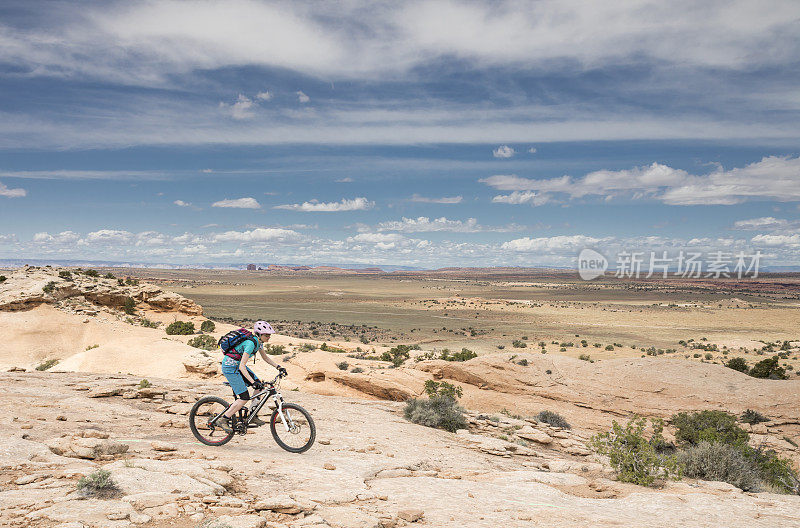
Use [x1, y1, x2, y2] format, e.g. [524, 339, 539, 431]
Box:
[210, 374, 294, 434]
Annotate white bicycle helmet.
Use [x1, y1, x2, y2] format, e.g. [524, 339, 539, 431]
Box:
[253, 321, 275, 335]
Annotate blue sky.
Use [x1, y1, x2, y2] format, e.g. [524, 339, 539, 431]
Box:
[1, 1, 799, 268]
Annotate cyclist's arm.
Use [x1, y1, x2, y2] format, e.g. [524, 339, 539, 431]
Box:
[237, 341, 257, 383]
[258, 349, 280, 369]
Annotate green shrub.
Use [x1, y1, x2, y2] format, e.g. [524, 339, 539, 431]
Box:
[740, 409, 769, 424]
[678, 442, 761, 492]
[264, 344, 287, 355]
[380, 344, 412, 366]
[404, 381, 467, 432]
[350, 367, 364, 374]
[0, 275, 6, 283]
[104, 272, 115, 279]
[188, 334, 217, 351]
[579, 354, 591, 361]
[591, 417, 681, 487]
[123, 296, 136, 315]
[165, 321, 195, 335]
[749, 356, 788, 379]
[200, 320, 216, 333]
[725, 357, 749, 373]
[85, 344, 99, 351]
[605, 345, 614, 351]
[76, 469, 119, 498]
[336, 361, 349, 370]
[139, 318, 160, 328]
[535, 410, 571, 429]
[138, 379, 151, 388]
[42, 281, 56, 293]
[58, 270, 72, 280]
[516, 358, 529, 366]
[512, 340, 527, 348]
[117, 278, 124, 286]
[672, 410, 749, 447]
[35, 358, 59, 371]
[440, 348, 477, 362]
[84, 269, 99, 277]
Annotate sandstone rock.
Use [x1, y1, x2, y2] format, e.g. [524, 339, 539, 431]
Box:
[136, 387, 167, 398]
[129, 512, 151, 525]
[324, 462, 336, 470]
[215, 514, 267, 528]
[254, 495, 307, 514]
[306, 371, 326, 382]
[87, 386, 122, 398]
[183, 352, 220, 377]
[151, 441, 178, 452]
[123, 491, 176, 509]
[397, 509, 424, 522]
[375, 468, 412, 479]
[82, 429, 110, 439]
[16, 473, 51, 485]
[516, 426, 553, 444]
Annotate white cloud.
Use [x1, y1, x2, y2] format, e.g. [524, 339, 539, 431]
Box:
[256, 91, 272, 101]
[376, 216, 479, 233]
[297, 91, 310, 103]
[220, 94, 256, 120]
[174, 200, 191, 207]
[275, 197, 373, 212]
[481, 156, 800, 206]
[501, 235, 605, 253]
[84, 229, 134, 244]
[527, 147, 537, 154]
[492, 145, 515, 158]
[491, 191, 550, 206]
[349, 233, 405, 243]
[32, 231, 80, 244]
[0, 181, 26, 198]
[212, 228, 301, 243]
[732, 217, 791, 230]
[336, 177, 353, 183]
[751, 234, 800, 247]
[212, 197, 261, 209]
[410, 194, 462, 204]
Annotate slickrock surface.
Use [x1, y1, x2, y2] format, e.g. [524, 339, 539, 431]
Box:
[1, 371, 799, 528]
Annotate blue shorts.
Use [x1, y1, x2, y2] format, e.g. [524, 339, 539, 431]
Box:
[221, 356, 258, 399]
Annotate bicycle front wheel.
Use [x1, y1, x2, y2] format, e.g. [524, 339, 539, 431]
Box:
[270, 403, 316, 453]
[189, 396, 235, 446]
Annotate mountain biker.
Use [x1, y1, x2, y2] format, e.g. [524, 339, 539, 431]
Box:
[219, 321, 287, 433]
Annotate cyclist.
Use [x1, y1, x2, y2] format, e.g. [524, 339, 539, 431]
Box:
[219, 321, 287, 433]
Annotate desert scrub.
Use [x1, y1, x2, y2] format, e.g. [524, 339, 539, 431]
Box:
[380, 344, 413, 366]
[679, 442, 760, 491]
[749, 356, 788, 380]
[42, 281, 57, 293]
[200, 320, 216, 333]
[440, 348, 477, 362]
[76, 469, 120, 498]
[336, 361, 349, 370]
[535, 410, 571, 429]
[188, 334, 217, 351]
[35, 358, 59, 371]
[165, 321, 195, 335]
[404, 380, 467, 433]
[138, 379, 152, 388]
[725, 357, 749, 373]
[264, 344, 287, 355]
[591, 417, 681, 487]
[123, 296, 136, 315]
[58, 270, 72, 280]
[85, 344, 99, 351]
[672, 410, 749, 446]
[511, 339, 527, 348]
[0, 275, 6, 283]
[350, 366, 364, 373]
[740, 409, 768, 424]
[139, 317, 160, 328]
[320, 342, 346, 353]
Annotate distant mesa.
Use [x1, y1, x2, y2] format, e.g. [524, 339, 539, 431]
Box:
[245, 264, 384, 274]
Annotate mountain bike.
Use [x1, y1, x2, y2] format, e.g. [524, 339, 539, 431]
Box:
[189, 372, 315, 453]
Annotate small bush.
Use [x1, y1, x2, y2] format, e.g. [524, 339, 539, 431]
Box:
[679, 442, 761, 492]
[264, 344, 287, 355]
[85, 344, 99, 351]
[104, 272, 115, 279]
[58, 270, 72, 280]
[725, 357, 749, 373]
[200, 320, 216, 333]
[336, 361, 349, 370]
[84, 269, 99, 277]
[404, 382, 467, 433]
[188, 334, 217, 351]
[165, 321, 195, 335]
[123, 296, 136, 315]
[35, 358, 59, 371]
[380, 344, 412, 366]
[516, 358, 529, 366]
[140, 318, 160, 328]
[512, 340, 527, 348]
[440, 348, 477, 362]
[0, 275, 6, 283]
[350, 367, 364, 373]
[740, 409, 769, 424]
[76, 469, 119, 498]
[42, 281, 56, 293]
[124, 277, 139, 286]
[749, 356, 788, 380]
[535, 410, 571, 429]
[605, 345, 614, 351]
[672, 410, 749, 447]
[138, 379, 151, 388]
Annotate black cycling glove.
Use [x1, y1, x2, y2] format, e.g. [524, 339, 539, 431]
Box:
[277, 366, 288, 377]
[252, 380, 264, 390]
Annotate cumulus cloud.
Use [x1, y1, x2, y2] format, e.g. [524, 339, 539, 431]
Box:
[501, 235, 605, 253]
[481, 156, 800, 206]
[255, 91, 272, 101]
[732, 217, 793, 230]
[375, 216, 496, 233]
[220, 94, 256, 120]
[492, 145, 515, 158]
[84, 229, 134, 244]
[297, 91, 310, 103]
[527, 147, 537, 154]
[212, 197, 261, 209]
[32, 231, 80, 244]
[410, 194, 462, 204]
[751, 234, 800, 247]
[0, 181, 26, 198]
[275, 197, 373, 212]
[336, 177, 353, 183]
[491, 191, 550, 206]
[174, 200, 191, 207]
[212, 227, 301, 243]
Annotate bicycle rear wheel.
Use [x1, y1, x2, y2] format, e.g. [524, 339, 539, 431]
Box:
[270, 403, 315, 453]
[189, 396, 235, 446]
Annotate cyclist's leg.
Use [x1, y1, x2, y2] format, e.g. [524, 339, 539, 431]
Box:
[221, 368, 250, 418]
